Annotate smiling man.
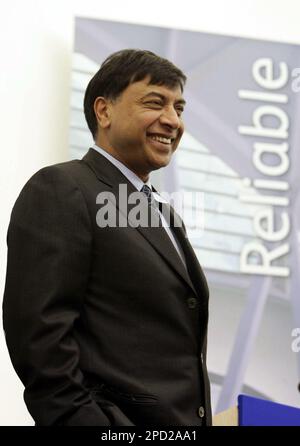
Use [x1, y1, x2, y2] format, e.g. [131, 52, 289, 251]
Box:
[92, 73, 185, 179]
[3, 49, 211, 426]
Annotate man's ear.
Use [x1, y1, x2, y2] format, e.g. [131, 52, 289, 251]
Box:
[94, 96, 112, 130]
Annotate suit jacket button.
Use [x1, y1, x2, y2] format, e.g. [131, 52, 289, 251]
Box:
[187, 297, 197, 309]
[198, 406, 205, 418]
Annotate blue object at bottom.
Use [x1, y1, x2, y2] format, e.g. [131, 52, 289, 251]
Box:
[238, 394, 300, 426]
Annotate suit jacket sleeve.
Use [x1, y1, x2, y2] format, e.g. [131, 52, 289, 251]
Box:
[2, 165, 110, 426]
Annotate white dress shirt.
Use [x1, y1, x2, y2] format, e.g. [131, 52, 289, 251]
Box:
[92, 144, 186, 267]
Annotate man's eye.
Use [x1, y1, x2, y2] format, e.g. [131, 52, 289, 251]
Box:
[176, 108, 184, 115]
[146, 101, 162, 107]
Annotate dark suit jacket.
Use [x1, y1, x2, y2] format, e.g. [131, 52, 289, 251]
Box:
[2, 148, 212, 426]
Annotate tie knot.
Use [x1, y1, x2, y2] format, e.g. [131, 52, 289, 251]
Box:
[141, 184, 154, 205]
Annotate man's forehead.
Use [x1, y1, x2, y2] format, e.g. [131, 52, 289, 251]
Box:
[128, 78, 184, 101]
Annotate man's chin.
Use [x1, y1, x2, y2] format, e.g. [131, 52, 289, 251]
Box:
[150, 154, 172, 171]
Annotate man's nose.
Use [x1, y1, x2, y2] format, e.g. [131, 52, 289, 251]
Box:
[159, 106, 181, 129]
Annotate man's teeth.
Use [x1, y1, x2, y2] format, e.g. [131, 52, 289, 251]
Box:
[149, 135, 172, 144]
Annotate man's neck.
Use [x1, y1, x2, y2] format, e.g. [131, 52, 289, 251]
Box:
[92, 144, 151, 190]
[94, 141, 149, 182]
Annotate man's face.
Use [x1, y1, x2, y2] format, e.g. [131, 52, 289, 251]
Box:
[95, 76, 185, 181]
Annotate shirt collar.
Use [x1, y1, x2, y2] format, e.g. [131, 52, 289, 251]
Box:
[92, 144, 167, 203]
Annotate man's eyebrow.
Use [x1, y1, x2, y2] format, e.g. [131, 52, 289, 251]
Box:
[141, 91, 186, 105]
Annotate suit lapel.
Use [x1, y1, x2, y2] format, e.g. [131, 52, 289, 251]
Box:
[82, 148, 201, 297]
[110, 177, 199, 298]
[169, 206, 209, 301]
[132, 214, 198, 297]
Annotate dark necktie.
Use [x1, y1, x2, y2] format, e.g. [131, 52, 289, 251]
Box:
[140, 184, 162, 227]
[140, 184, 154, 206]
[141, 185, 189, 269]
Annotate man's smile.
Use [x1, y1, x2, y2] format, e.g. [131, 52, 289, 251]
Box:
[146, 132, 176, 152]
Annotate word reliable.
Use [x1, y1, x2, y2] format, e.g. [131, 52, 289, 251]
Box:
[238, 58, 291, 277]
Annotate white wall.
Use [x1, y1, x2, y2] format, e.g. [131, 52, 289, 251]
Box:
[1, 0, 300, 426]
